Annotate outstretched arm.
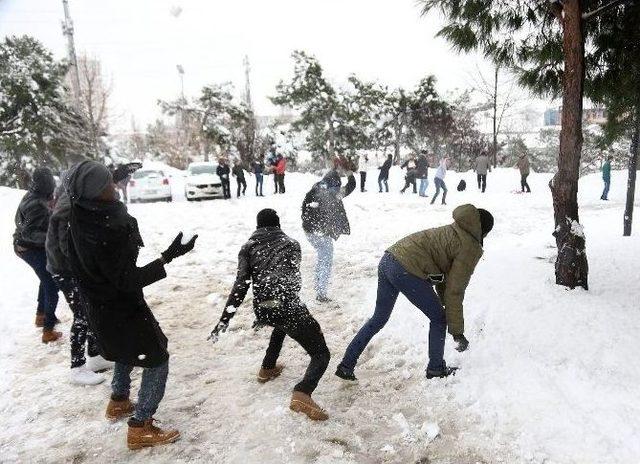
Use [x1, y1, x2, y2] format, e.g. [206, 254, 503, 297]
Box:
[219, 244, 252, 325]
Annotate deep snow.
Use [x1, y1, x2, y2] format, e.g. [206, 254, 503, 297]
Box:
[0, 167, 639, 463]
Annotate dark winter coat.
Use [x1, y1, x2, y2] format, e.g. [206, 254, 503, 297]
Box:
[301, 171, 356, 240]
[221, 227, 302, 322]
[232, 165, 246, 180]
[67, 177, 168, 368]
[416, 156, 429, 179]
[387, 204, 484, 336]
[379, 158, 392, 180]
[13, 168, 56, 250]
[252, 161, 265, 175]
[45, 188, 72, 276]
[217, 164, 230, 181]
[602, 161, 611, 182]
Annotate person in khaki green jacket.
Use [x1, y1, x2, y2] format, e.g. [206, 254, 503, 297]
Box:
[516, 153, 531, 193]
[335, 204, 494, 381]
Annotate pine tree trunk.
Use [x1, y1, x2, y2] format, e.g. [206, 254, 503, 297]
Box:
[623, 104, 640, 236]
[550, 0, 589, 290]
[492, 66, 498, 167]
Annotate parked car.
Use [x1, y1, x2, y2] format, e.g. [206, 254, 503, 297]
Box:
[185, 162, 224, 201]
[128, 169, 172, 203]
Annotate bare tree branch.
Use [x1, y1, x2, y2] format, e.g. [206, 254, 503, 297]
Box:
[583, 0, 635, 20]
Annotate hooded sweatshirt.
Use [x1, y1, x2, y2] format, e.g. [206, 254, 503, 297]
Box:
[387, 204, 484, 335]
[13, 167, 56, 249]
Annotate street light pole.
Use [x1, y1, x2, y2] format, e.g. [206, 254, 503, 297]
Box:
[61, 0, 81, 109]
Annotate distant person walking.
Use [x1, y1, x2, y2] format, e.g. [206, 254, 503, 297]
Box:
[275, 154, 287, 194]
[516, 153, 531, 193]
[358, 152, 374, 192]
[217, 159, 231, 199]
[232, 160, 247, 198]
[431, 158, 449, 205]
[601, 156, 612, 201]
[400, 156, 418, 194]
[378, 155, 392, 193]
[252, 159, 265, 197]
[416, 152, 430, 197]
[474, 152, 491, 193]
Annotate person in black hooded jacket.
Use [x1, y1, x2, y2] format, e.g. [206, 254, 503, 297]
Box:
[217, 159, 231, 199]
[210, 209, 331, 421]
[66, 160, 197, 450]
[378, 155, 392, 193]
[13, 167, 61, 343]
[301, 168, 356, 302]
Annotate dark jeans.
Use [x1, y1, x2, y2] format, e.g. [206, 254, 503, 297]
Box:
[360, 171, 367, 192]
[601, 179, 610, 200]
[255, 173, 264, 196]
[340, 252, 446, 372]
[258, 304, 330, 395]
[378, 176, 389, 192]
[401, 178, 417, 194]
[431, 177, 448, 204]
[276, 174, 285, 194]
[16, 248, 58, 329]
[112, 361, 169, 421]
[236, 178, 247, 197]
[53, 275, 99, 368]
[521, 174, 531, 193]
[477, 174, 487, 192]
[221, 179, 231, 199]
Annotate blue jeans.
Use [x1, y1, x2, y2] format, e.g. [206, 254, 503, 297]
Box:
[419, 178, 429, 196]
[431, 177, 447, 204]
[112, 361, 169, 421]
[602, 179, 610, 200]
[378, 176, 389, 192]
[17, 248, 59, 329]
[340, 252, 446, 371]
[255, 173, 263, 195]
[306, 233, 334, 299]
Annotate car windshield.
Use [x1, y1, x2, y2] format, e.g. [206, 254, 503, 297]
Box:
[133, 170, 163, 179]
[189, 165, 216, 175]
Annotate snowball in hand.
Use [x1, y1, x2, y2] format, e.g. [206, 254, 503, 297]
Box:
[181, 230, 197, 245]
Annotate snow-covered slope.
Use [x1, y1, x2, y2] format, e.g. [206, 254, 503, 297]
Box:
[0, 167, 638, 463]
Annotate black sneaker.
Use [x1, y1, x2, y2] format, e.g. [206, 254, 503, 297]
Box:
[426, 366, 458, 379]
[335, 364, 358, 382]
[316, 295, 332, 303]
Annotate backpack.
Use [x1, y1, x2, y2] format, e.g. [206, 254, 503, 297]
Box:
[457, 179, 467, 192]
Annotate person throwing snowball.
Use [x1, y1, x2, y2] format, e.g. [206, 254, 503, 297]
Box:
[210, 209, 331, 421]
[335, 204, 494, 381]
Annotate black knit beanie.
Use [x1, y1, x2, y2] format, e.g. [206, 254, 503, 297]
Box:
[478, 209, 494, 237]
[257, 208, 280, 228]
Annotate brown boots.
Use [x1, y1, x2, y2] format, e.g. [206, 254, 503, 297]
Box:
[106, 398, 135, 421]
[35, 313, 44, 328]
[41, 329, 62, 343]
[127, 419, 180, 450]
[290, 391, 329, 421]
[257, 365, 284, 383]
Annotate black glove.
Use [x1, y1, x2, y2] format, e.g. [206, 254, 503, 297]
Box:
[112, 162, 143, 183]
[453, 334, 469, 352]
[208, 321, 228, 344]
[161, 232, 198, 264]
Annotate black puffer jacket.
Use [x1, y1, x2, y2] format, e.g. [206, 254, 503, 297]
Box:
[13, 168, 56, 249]
[45, 187, 72, 276]
[416, 156, 429, 178]
[217, 164, 230, 180]
[232, 165, 246, 180]
[301, 171, 356, 240]
[220, 227, 302, 323]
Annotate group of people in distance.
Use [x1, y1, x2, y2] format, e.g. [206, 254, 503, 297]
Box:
[13, 154, 494, 450]
[214, 150, 287, 200]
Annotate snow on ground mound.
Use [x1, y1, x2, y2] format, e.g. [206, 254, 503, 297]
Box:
[0, 168, 638, 463]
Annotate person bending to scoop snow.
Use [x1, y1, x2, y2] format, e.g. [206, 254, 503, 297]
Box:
[66, 160, 197, 450]
[209, 209, 331, 421]
[335, 204, 494, 381]
[301, 162, 356, 302]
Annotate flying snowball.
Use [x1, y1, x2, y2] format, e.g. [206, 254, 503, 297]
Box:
[170, 5, 183, 17]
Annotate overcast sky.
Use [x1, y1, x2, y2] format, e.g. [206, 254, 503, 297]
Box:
[1, 0, 507, 132]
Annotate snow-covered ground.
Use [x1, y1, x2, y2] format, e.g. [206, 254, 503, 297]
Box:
[1, 167, 639, 463]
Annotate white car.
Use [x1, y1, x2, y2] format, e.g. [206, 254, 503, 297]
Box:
[184, 162, 224, 201]
[128, 169, 172, 203]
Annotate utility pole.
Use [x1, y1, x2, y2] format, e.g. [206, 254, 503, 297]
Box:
[61, 0, 81, 109]
[243, 55, 253, 111]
